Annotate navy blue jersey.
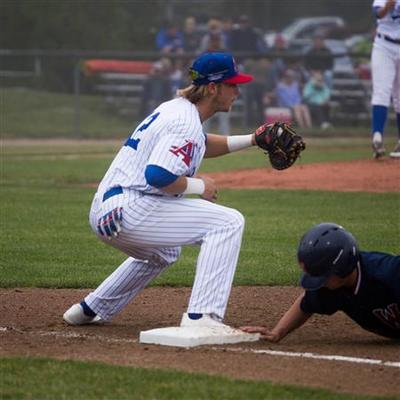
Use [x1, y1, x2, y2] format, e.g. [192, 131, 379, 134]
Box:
[300, 251, 400, 339]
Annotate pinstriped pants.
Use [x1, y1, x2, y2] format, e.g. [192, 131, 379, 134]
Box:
[85, 189, 245, 321]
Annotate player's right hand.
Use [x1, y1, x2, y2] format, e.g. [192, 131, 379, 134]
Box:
[200, 176, 218, 202]
[240, 326, 282, 342]
[386, 0, 396, 10]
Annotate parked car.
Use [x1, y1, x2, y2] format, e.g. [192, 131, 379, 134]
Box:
[264, 16, 347, 50]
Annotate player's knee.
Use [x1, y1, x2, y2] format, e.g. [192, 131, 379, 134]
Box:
[151, 247, 181, 268]
[227, 208, 245, 231]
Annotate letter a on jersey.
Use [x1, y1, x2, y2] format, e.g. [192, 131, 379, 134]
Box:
[170, 140, 194, 167]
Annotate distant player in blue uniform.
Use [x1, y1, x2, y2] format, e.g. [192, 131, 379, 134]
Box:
[241, 223, 400, 341]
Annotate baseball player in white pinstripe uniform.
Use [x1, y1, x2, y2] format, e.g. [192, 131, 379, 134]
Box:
[63, 52, 258, 328]
[371, 0, 400, 158]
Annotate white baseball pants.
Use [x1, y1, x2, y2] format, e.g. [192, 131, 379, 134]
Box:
[85, 188, 245, 321]
[371, 37, 400, 113]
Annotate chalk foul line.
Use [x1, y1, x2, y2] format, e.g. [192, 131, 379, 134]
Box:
[212, 346, 400, 368]
[1, 326, 399, 368]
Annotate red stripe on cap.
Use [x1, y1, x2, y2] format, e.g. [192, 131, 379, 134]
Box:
[223, 72, 253, 84]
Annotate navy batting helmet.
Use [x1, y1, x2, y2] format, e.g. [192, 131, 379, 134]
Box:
[297, 223, 359, 290]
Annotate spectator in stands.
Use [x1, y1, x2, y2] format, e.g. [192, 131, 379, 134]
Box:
[303, 72, 332, 130]
[142, 58, 173, 115]
[199, 20, 230, 135]
[156, 21, 184, 54]
[198, 18, 228, 53]
[244, 58, 276, 125]
[303, 32, 334, 87]
[230, 15, 268, 56]
[182, 16, 201, 54]
[276, 69, 312, 129]
[221, 17, 234, 51]
[269, 34, 288, 82]
[170, 58, 185, 96]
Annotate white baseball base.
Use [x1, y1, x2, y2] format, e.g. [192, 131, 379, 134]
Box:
[139, 326, 260, 348]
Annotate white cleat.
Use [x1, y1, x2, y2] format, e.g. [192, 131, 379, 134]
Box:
[389, 142, 400, 158]
[63, 303, 102, 325]
[372, 132, 385, 159]
[180, 313, 229, 328]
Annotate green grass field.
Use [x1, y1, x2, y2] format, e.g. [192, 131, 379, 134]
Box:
[1, 90, 399, 399]
[2, 357, 393, 400]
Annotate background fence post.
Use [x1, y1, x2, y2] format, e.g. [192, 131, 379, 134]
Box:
[74, 61, 81, 138]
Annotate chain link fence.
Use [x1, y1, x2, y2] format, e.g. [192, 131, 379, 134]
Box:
[1, 49, 378, 139]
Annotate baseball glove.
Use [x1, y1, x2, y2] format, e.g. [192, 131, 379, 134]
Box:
[255, 122, 306, 170]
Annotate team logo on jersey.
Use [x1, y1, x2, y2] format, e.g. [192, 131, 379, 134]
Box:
[373, 303, 400, 329]
[169, 140, 194, 167]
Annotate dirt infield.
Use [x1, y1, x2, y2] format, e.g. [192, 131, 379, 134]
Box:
[1, 287, 399, 397]
[204, 158, 400, 193]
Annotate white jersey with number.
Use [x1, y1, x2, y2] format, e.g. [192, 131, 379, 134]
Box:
[373, 0, 400, 38]
[85, 96, 245, 322]
[371, 0, 400, 110]
[97, 97, 206, 197]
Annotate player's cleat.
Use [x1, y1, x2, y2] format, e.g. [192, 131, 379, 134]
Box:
[389, 142, 400, 158]
[372, 140, 385, 159]
[180, 312, 229, 328]
[63, 303, 102, 325]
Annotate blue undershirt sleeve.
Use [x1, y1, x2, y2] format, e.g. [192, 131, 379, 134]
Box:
[145, 164, 179, 188]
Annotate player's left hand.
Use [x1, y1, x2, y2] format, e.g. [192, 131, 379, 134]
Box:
[97, 207, 123, 239]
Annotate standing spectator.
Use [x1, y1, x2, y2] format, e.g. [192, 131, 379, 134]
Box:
[244, 58, 275, 125]
[370, 0, 400, 159]
[269, 34, 288, 82]
[170, 58, 185, 96]
[303, 72, 332, 129]
[230, 15, 268, 56]
[198, 18, 228, 53]
[303, 33, 334, 87]
[221, 17, 234, 51]
[141, 58, 173, 116]
[156, 21, 184, 54]
[182, 16, 201, 54]
[276, 70, 312, 129]
[199, 18, 230, 135]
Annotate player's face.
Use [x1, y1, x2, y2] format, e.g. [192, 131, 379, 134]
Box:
[215, 83, 239, 112]
[325, 275, 345, 290]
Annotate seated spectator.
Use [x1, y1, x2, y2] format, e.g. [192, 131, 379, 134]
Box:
[303, 33, 334, 88]
[198, 18, 228, 53]
[303, 72, 332, 130]
[182, 16, 201, 54]
[156, 21, 184, 54]
[276, 70, 312, 129]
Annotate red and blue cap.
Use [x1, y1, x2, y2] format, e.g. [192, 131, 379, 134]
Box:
[189, 52, 253, 86]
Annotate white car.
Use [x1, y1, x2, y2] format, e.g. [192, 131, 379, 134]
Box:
[264, 16, 347, 49]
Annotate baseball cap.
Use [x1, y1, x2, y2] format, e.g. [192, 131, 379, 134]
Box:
[189, 52, 253, 86]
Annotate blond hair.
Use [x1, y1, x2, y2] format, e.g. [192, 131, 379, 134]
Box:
[176, 84, 211, 104]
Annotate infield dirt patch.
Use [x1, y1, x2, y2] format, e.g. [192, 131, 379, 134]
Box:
[1, 287, 399, 398]
[204, 159, 400, 193]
